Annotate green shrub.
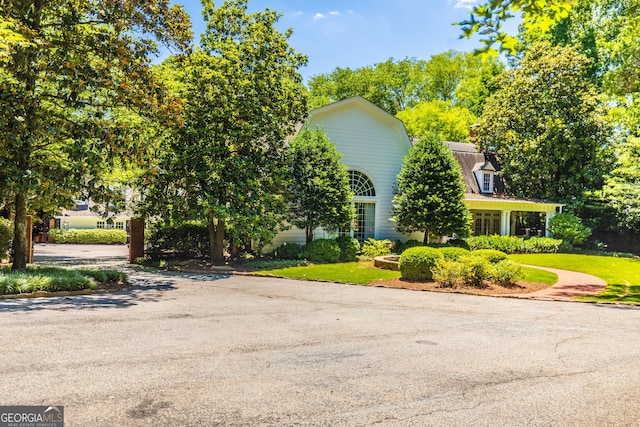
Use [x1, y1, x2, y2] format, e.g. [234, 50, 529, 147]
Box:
[472, 249, 508, 263]
[0, 218, 13, 260]
[431, 254, 489, 287]
[300, 239, 341, 263]
[146, 222, 209, 260]
[394, 239, 423, 254]
[549, 213, 591, 247]
[447, 237, 471, 250]
[49, 228, 127, 244]
[0, 266, 98, 294]
[360, 238, 392, 258]
[335, 236, 360, 262]
[438, 246, 470, 261]
[522, 237, 562, 253]
[399, 246, 443, 280]
[78, 268, 128, 283]
[273, 242, 303, 260]
[467, 235, 524, 253]
[488, 260, 523, 287]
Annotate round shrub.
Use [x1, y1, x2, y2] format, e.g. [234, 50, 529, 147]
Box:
[549, 213, 591, 247]
[274, 242, 303, 260]
[300, 239, 341, 263]
[438, 246, 470, 261]
[399, 246, 443, 280]
[447, 237, 470, 250]
[488, 260, 523, 287]
[472, 249, 508, 263]
[335, 236, 360, 262]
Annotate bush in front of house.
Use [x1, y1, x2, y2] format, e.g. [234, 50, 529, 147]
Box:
[361, 238, 392, 258]
[549, 213, 591, 247]
[300, 239, 341, 263]
[431, 254, 489, 287]
[467, 235, 525, 253]
[438, 246, 470, 261]
[335, 236, 360, 262]
[447, 237, 471, 250]
[488, 260, 523, 287]
[146, 222, 210, 260]
[394, 239, 423, 254]
[49, 228, 127, 244]
[522, 237, 562, 253]
[0, 218, 13, 260]
[399, 246, 443, 280]
[272, 242, 304, 260]
[471, 249, 508, 263]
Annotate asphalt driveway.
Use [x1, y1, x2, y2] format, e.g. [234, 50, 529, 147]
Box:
[1, 244, 639, 425]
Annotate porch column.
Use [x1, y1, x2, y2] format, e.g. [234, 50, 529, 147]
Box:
[545, 211, 556, 237]
[501, 210, 511, 236]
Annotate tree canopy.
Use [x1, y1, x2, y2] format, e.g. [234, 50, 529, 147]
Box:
[286, 126, 354, 244]
[140, 0, 307, 262]
[0, 0, 192, 270]
[393, 134, 471, 243]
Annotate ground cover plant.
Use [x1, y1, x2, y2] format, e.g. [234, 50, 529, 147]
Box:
[509, 253, 640, 303]
[0, 266, 127, 295]
[254, 261, 401, 285]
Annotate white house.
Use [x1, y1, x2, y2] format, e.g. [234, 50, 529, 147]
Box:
[272, 96, 562, 247]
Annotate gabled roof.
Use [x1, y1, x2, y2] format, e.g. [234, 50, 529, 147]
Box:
[309, 96, 413, 150]
[447, 142, 505, 195]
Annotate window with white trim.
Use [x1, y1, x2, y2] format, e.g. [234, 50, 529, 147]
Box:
[483, 173, 492, 193]
[97, 221, 105, 229]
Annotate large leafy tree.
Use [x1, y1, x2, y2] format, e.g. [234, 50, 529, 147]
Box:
[396, 100, 476, 142]
[0, 0, 191, 270]
[141, 0, 307, 263]
[477, 42, 612, 203]
[393, 134, 471, 244]
[286, 126, 354, 244]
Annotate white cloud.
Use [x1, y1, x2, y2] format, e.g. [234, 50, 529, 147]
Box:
[313, 13, 325, 21]
[329, 11, 341, 16]
[451, 0, 478, 9]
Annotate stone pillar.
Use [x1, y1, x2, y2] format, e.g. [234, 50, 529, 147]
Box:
[501, 210, 511, 236]
[129, 217, 145, 263]
[26, 215, 33, 264]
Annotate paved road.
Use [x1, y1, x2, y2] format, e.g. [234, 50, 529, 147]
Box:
[1, 245, 639, 426]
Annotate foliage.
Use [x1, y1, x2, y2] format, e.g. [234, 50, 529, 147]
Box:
[300, 239, 341, 263]
[0, 1, 192, 270]
[447, 238, 471, 250]
[467, 235, 524, 253]
[458, 0, 574, 56]
[488, 260, 523, 286]
[396, 100, 476, 142]
[431, 254, 488, 287]
[242, 259, 308, 270]
[523, 237, 563, 253]
[393, 134, 471, 243]
[0, 218, 12, 260]
[477, 42, 612, 202]
[548, 213, 591, 247]
[0, 266, 127, 295]
[438, 246, 471, 261]
[48, 229, 127, 245]
[146, 222, 209, 260]
[254, 260, 400, 285]
[471, 249, 508, 263]
[286, 126, 354, 244]
[398, 246, 443, 281]
[335, 236, 360, 262]
[140, 0, 307, 263]
[393, 239, 423, 255]
[271, 242, 304, 260]
[360, 238, 392, 258]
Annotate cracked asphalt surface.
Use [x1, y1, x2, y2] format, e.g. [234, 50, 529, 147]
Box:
[1, 244, 640, 426]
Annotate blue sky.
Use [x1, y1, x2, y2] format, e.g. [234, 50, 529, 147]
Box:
[171, 0, 486, 80]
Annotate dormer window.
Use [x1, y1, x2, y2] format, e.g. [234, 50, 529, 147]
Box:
[483, 172, 492, 193]
[473, 159, 496, 194]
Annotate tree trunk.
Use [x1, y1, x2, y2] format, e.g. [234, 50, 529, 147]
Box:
[208, 216, 225, 264]
[306, 226, 313, 245]
[12, 192, 28, 271]
[423, 230, 429, 245]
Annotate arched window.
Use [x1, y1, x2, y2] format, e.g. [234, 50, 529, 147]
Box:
[349, 170, 376, 197]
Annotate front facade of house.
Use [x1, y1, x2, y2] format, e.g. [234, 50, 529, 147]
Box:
[272, 96, 562, 247]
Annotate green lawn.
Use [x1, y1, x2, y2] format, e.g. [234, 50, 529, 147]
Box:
[509, 253, 640, 303]
[255, 260, 400, 285]
[520, 266, 558, 285]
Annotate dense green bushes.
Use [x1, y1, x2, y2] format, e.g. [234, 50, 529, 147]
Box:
[431, 253, 522, 288]
[49, 228, 127, 244]
[398, 247, 443, 280]
[361, 238, 392, 258]
[0, 219, 13, 260]
[466, 235, 561, 254]
[439, 246, 470, 260]
[146, 222, 209, 260]
[336, 236, 360, 262]
[300, 239, 341, 263]
[548, 213, 591, 247]
[0, 266, 127, 295]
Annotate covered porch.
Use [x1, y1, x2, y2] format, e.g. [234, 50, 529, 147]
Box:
[464, 197, 563, 237]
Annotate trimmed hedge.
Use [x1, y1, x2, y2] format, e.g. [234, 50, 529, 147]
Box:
[471, 249, 508, 263]
[300, 239, 341, 263]
[49, 228, 127, 244]
[467, 235, 562, 254]
[399, 246, 443, 280]
[438, 246, 470, 261]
